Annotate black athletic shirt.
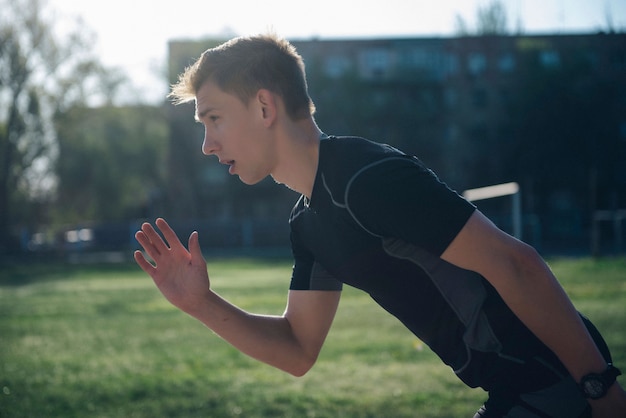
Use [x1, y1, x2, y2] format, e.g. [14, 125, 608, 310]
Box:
[288, 136, 562, 391]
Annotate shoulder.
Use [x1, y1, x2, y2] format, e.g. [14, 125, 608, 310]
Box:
[318, 136, 408, 198]
[343, 149, 476, 254]
[320, 135, 402, 162]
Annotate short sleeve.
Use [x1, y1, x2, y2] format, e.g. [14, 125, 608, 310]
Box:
[289, 228, 343, 291]
[346, 156, 475, 256]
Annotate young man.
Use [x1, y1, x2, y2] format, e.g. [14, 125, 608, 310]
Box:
[134, 34, 626, 417]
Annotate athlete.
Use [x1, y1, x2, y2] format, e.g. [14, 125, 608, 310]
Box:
[134, 34, 626, 417]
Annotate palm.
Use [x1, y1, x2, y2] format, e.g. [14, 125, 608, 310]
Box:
[134, 219, 211, 314]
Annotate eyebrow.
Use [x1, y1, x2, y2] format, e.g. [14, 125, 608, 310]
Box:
[194, 107, 213, 122]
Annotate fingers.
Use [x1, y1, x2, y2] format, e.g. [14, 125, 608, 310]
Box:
[188, 231, 204, 264]
[135, 224, 165, 262]
[134, 218, 189, 264]
[133, 249, 156, 275]
[155, 218, 185, 250]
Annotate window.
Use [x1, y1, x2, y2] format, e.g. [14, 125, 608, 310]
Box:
[468, 53, 487, 75]
[585, 51, 599, 69]
[407, 48, 433, 69]
[404, 48, 456, 79]
[498, 52, 515, 72]
[324, 55, 351, 78]
[359, 48, 392, 79]
[540, 50, 560, 68]
[444, 88, 458, 108]
[442, 53, 460, 76]
[499, 87, 513, 107]
[472, 88, 488, 108]
[444, 123, 460, 143]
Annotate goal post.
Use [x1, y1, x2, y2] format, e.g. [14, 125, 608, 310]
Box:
[463, 182, 522, 239]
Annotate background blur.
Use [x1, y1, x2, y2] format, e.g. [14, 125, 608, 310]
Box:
[1, 0, 626, 263]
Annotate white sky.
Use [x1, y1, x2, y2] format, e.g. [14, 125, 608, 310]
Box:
[47, 0, 626, 103]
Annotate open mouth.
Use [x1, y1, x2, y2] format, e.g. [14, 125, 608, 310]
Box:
[218, 158, 236, 174]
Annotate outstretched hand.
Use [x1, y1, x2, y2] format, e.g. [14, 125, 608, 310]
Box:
[134, 218, 211, 315]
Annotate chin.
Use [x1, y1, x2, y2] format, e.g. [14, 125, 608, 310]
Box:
[238, 175, 266, 186]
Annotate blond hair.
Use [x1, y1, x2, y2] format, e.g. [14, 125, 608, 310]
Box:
[169, 33, 315, 120]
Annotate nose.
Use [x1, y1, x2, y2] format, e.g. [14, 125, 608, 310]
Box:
[202, 129, 219, 156]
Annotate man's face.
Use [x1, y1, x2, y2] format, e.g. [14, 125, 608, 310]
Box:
[195, 81, 276, 185]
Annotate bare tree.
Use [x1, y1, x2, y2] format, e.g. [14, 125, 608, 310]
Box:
[476, 0, 508, 35]
[454, 0, 516, 36]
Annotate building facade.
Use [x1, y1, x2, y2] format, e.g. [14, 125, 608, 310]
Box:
[167, 33, 626, 253]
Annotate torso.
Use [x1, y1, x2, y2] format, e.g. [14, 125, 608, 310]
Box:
[289, 136, 557, 389]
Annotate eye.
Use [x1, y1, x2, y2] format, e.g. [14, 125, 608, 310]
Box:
[196, 112, 219, 125]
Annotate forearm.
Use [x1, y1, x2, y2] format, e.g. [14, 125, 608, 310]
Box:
[497, 245, 606, 381]
[188, 291, 315, 376]
[502, 256, 626, 413]
[440, 212, 626, 414]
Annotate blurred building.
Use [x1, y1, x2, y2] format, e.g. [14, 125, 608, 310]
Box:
[167, 33, 626, 253]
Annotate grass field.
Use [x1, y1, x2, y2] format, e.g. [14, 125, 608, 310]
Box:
[1, 256, 625, 417]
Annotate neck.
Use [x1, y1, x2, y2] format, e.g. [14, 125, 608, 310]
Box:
[270, 118, 323, 197]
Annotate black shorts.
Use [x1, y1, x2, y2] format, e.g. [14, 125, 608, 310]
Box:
[473, 315, 610, 418]
[473, 375, 591, 417]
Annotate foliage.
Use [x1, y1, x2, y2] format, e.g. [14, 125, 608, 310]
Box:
[0, 0, 123, 253]
[0, 257, 625, 417]
[52, 105, 168, 223]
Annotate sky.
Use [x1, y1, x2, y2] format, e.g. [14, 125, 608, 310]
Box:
[47, 0, 626, 104]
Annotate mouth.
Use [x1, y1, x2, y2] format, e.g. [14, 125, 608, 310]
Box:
[220, 159, 235, 174]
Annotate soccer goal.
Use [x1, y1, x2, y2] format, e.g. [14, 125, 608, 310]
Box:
[463, 182, 522, 240]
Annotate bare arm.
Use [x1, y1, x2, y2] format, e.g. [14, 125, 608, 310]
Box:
[441, 211, 626, 416]
[134, 218, 340, 376]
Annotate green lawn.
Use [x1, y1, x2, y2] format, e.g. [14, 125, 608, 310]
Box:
[1, 257, 625, 417]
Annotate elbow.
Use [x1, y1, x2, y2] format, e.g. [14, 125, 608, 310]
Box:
[511, 241, 546, 274]
[289, 367, 310, 378]
[288, 361, 315, 377]
[285, 354, 317, 377]
[499, 240, 557, 289]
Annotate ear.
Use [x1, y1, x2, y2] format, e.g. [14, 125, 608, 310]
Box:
[256, 89, 278, 127]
